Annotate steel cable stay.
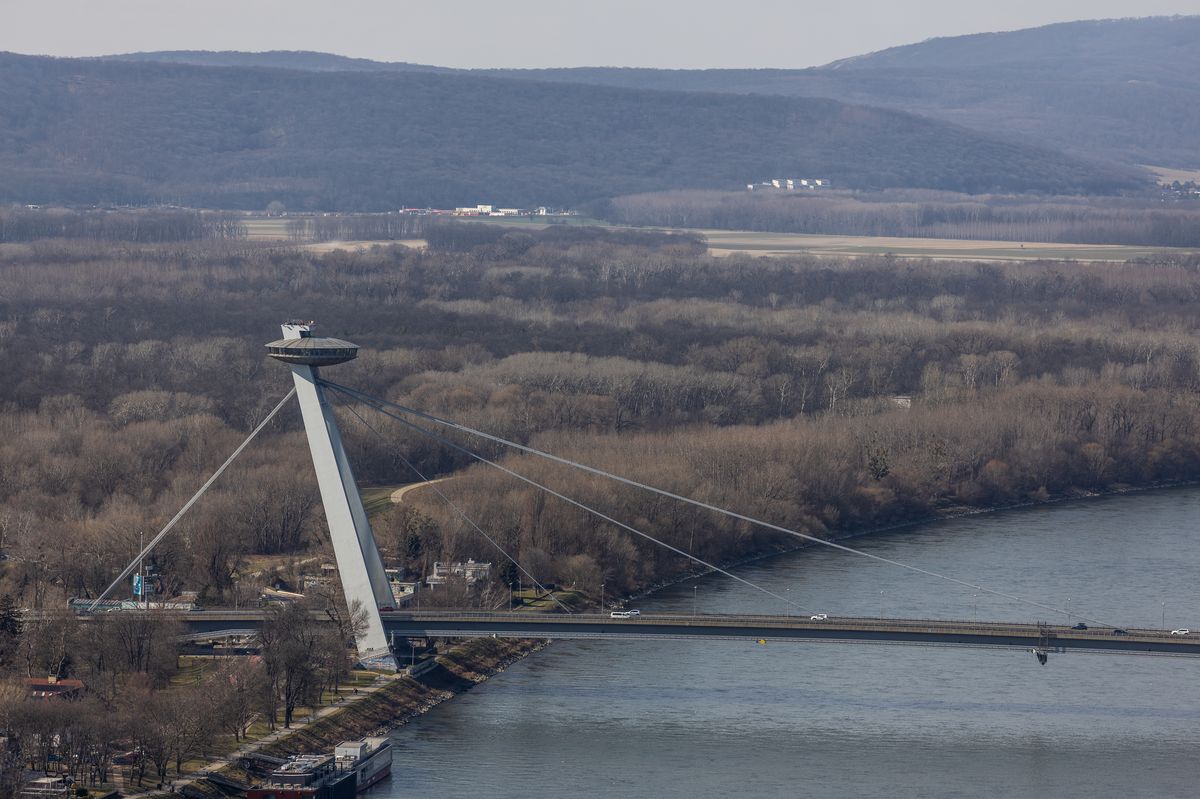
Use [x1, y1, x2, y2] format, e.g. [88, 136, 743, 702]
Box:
[89, 387, 298, 611]
[322, 380, 1123, 630]
[330, 393, 574, 614]
[332, 386, 812, 616]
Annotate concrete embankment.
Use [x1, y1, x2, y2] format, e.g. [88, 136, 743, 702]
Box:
[198, 637, 544, 792]
[261, 638, 545, 758]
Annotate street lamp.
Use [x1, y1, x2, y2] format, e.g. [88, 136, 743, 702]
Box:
[879, 590, 884, 619]
[137, 530, 146, 610]
[973, 593, 978, 623]
[600, 582, 605, 615]
[1162, 600, 1166, 630]
[693, 585, 698, 617]
[1067, 596, 1071, 622]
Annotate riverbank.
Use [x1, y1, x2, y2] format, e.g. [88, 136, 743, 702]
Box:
[191, 638, 545, 792]
[624, 479, 1199, 604]
[195, 480, 1196, 796]
[381, 485, 1200, 799]
[259, 638, 546, 759]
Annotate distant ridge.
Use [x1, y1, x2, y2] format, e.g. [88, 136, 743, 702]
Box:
[820, 15, 1198, 70]
[476, 16, 1200, 168]
[100, 49, 453, 74]
[112, 17, 1196, 169]
[0, 52, 1140, 210]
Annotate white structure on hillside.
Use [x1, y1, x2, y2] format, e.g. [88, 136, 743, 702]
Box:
[747, 178, 830, 192]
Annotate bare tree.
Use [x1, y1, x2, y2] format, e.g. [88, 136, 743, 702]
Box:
[257, 603, 325, 728]
[209, 658, 269, 741]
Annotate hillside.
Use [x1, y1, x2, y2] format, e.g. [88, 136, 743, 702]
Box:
[153, 17, 1200, 170]
[490, 17, 1200, 169]
[0, 53, 1141, 210]
[102, 49, 452, 73]
[822, 15, 1199, 71]
[813, 16, 1200, 168]
[476, 17, 1200, 169]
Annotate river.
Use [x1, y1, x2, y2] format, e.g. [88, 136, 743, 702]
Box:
[376, 487, 1200, 798]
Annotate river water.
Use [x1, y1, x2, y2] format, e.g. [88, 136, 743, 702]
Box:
[377, 487, 1200, 798]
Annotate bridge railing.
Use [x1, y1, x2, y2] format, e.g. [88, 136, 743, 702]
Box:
[378, 610, 1176, 640]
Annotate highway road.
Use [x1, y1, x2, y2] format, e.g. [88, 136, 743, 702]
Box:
[163, 610, 1200, 657]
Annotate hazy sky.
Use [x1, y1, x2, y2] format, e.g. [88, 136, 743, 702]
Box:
[3, 0, 1199, 69]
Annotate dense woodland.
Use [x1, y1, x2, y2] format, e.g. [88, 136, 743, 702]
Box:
[603, 189, 1200, 247]
[0, 208, 245, 243]
[1, 222, 1198, 608]
[3, 224, 1200, 794]
[0, 53, 1143, 211]
[0, 601, 360, 796]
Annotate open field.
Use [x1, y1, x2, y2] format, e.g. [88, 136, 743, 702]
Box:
[361, 485, 405, 516]
[241, 217, 292, 240]
[1144, 164, 1200, 184]
[242, 214, 590, 242]
[242, 217, 426, 252]
[302, 239, 426, 253]
[242, 213, 1199, 262]
[701, 229, 1198, 262]
[447, 216, 1200, 262]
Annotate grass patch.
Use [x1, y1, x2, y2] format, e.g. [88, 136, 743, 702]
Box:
[360, 485, 403, 516]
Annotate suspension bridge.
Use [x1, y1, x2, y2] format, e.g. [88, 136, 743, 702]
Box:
[166, 610, 1200, 658]
[80, 323, 1200, 667]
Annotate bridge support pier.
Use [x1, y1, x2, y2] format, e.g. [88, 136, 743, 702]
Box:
[268, 323, 397, 672]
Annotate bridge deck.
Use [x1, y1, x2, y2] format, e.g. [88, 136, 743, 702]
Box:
[174, 610, 1200, 656]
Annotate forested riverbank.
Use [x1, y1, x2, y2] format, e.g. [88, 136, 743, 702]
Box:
[2, 222, 1199, 796]
[1, 223, 1199, 605]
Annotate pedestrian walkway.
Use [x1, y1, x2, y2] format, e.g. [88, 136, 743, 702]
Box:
[120, 675, 395, 798]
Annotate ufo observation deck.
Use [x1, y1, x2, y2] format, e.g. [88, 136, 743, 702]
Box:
[265, 335, 359, 367]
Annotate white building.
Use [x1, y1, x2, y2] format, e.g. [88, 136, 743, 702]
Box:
[426, 559, 493, 586]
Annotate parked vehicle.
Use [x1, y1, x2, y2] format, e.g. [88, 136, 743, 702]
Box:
[113, 750, 140, 766]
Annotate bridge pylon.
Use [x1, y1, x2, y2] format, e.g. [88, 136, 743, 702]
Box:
[266, 322, 398, 672]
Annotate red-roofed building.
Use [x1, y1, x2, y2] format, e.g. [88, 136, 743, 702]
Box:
[23, 676, 84, 700]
